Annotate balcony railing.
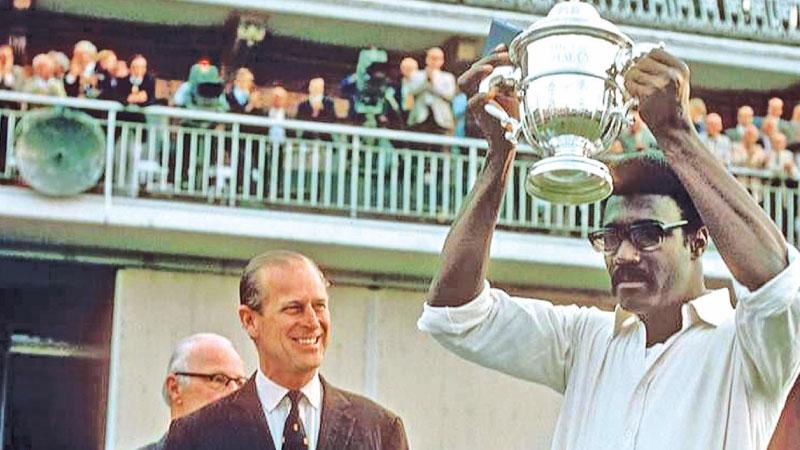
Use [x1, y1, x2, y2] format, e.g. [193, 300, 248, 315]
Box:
[435, 0, 800, 44]
[0, 90, 798, 247]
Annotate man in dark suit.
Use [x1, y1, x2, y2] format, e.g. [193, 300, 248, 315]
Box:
[165, 250, 408, 450]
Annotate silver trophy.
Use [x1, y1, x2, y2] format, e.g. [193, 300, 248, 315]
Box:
[480, 1, 660, 204]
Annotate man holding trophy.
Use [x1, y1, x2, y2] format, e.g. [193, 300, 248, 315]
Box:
[418, 3, 800, 449]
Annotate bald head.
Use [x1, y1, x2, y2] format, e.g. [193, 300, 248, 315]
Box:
[163, 333, 246, 420]
[768, 97, 784, 118]
[705, 113, 723, 136]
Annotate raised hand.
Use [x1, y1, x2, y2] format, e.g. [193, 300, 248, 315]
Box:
[458, 44, 519, 154]
[623, 48, 693, 137]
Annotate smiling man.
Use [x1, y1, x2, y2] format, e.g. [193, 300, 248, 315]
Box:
[165, 250, 408, 450]
[418, 45, 800, 449]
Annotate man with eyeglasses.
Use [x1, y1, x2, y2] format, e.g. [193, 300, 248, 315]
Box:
[165, 250, 408, 450]
[138, 333, 247, 450]
[417, 44, 800, 449]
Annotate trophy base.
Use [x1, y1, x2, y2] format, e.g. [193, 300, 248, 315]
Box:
[526, 156, 613, 205]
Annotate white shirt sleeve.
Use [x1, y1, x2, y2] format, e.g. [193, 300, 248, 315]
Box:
[734, 246, 800, 397]
[418, 280, 591, 394]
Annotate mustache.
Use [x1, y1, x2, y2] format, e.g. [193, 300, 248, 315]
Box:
[611, 265, 651, 287]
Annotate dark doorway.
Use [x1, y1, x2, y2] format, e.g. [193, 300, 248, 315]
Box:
[0, 258, 115, 450]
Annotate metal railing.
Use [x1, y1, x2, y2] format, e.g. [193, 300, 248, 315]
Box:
[0, 90, 798, 246]
[447, 0, 800, 44]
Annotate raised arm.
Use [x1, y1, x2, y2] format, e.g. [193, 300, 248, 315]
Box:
[624, 49, 788, 290]
[426, 45, 517, 307]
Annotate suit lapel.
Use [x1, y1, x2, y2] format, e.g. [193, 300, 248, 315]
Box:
[316, 377, 356, 450]
[230, 374, 277, 450]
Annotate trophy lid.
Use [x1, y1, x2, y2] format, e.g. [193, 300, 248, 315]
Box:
[510, 1, 632, 60]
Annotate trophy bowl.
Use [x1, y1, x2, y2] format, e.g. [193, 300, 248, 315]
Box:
[480, 1, 657, 205]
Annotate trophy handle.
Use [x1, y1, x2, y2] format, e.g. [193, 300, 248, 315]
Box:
[478, 65, 522, 144]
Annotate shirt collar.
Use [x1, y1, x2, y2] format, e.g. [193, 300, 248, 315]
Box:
[255, 369, 322, 412]
[613, 288, 734, 335]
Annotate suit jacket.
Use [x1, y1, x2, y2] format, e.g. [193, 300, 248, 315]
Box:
[406, 69, 456, 130]
[117, 73, 156, 107]
[164, 375, 408, 450]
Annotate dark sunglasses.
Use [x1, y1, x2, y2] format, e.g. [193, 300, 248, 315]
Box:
[175, 372, 248, 390]
[588, 219, 689, 254]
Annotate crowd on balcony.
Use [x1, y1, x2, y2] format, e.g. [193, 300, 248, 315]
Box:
[0, 40, 471, 139]
[2, 38, 800, 185]
[611, 97, 800, 183]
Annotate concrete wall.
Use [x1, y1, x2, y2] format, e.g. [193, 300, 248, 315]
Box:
[108, 268, 562, 450]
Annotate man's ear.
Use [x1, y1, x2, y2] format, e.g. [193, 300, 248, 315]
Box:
[689, 226, 709, 259]
[239, 304, 259, 339]
[165, 374, 183, 405]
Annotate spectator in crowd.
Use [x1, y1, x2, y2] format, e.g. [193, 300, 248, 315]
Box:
[789, 103, 800, 144]
[731, 124, 767, 203]
[173, 59, 228, 113]
[407, 47, 456, 136]
[767, 132, 798, 178]
[688, 97, 706, 134]
[0, 44, 23, 91]
[760, 116, 780, 152]
[700, 113, 732, 167]
[137, 333, 247, 450]
[94, 49, 119, 100]
[725, 105, 754, 142]
[164, 251, 408, 450]
[758, 97, 795, 139]
[452, 90, 468, 139]
[48, 51, 70, 81]
[22, 53, 66, 97]
[732, 124, 767, 169]
[296, 77, 335, 123]
[617, 109, 657, 153]
[396, 57, 418, 126]
[117, 54, 155, 107]
[267, 86, 288, 143]
[64, 40, 98, 97]
[115, 59, 129, 79]
[225, 67, 256, 114]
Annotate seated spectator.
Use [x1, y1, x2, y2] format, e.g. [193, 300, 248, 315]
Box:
[64, 40, 98, 98]
[766, 132, 798, 178]
[173, 59, 228, 113]
[689, 97, 706, 134]
[22, 53, 66, 97]
[94, 49, 120, 100]
[725, 105, 754, 142]
[225, 67, 256, 114]
[617, 110, 657, 153]
[0, 44, 24, 91]
[700, 113, 732, 167]
[117, 55, 155, 107]
[267, 86, 288, 143]
[296, 77, 335, 123]
[407, 47, 456, 136]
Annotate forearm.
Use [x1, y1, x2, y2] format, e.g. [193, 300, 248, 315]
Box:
[655, 121, 787, 289]
[427, 144, 515, 306]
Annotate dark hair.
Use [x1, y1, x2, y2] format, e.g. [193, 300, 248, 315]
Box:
[239, 250, 327, 311]
[601, 149, 704, 234]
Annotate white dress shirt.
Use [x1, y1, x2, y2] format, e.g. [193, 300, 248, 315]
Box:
[418, 247, 800, 450]
[255, 370, 323, 450]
